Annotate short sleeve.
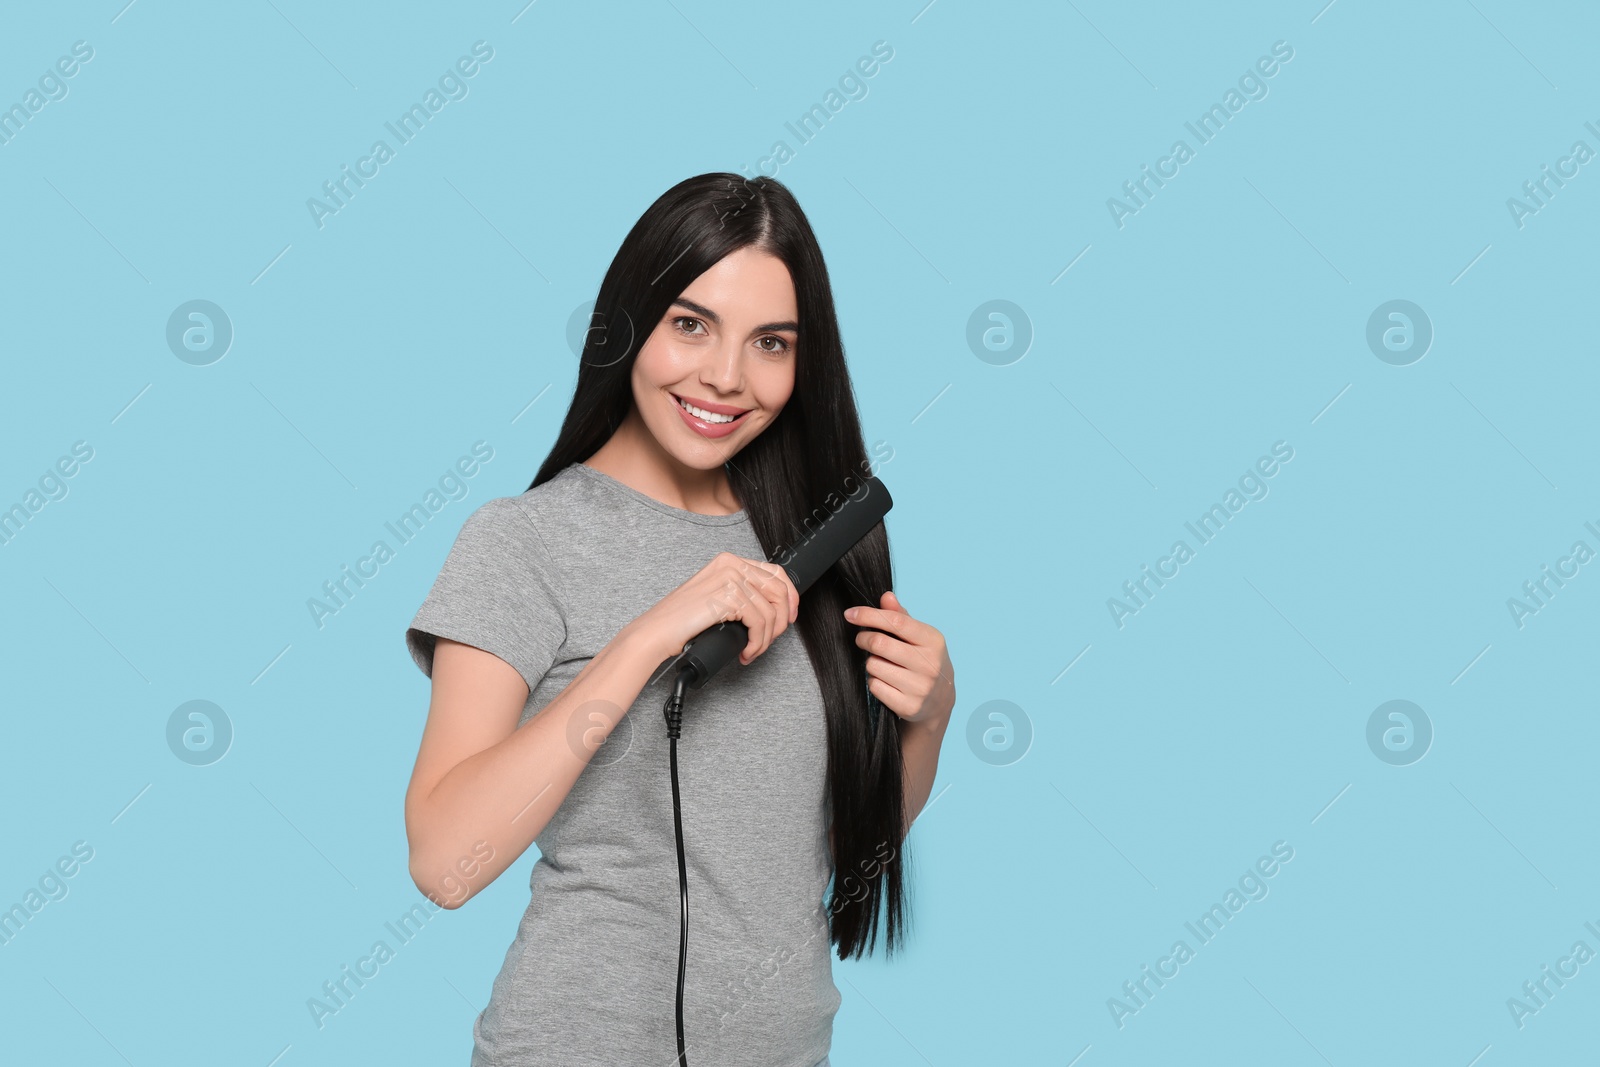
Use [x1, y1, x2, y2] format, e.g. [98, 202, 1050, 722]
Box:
[404, 496, 567, 693]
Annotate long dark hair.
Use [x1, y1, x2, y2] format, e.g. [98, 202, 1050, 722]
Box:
[527, 172, 908, 960]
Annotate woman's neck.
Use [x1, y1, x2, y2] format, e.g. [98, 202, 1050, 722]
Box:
[582, 407, 742, 515]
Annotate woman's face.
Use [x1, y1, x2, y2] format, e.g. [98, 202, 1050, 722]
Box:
[630, 245, 798, 468]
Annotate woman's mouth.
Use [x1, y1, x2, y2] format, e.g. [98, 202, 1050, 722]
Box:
[671, 393, 752, 439]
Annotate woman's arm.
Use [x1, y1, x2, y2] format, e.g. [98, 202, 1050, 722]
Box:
[898, 711, 951, 834]
[404, 619, 672, 909]
[405, 549, 800, 910]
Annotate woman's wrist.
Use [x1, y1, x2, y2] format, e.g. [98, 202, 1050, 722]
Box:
[897, 705, 952, 739]
[616, 616, 677, 670]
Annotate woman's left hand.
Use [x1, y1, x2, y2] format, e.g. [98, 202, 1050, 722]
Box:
[844, 591, 955, 731]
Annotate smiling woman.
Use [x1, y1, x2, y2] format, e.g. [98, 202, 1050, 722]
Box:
[401, 172, 954, 1067]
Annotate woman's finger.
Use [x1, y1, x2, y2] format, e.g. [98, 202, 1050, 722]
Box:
[864, 670, 916, 718]
[734, 575, 772, 662]
[864, 652, 927, 701]
[857, 625, 951, 688]
[753, 561, 793, 632]
[745, 562, 788, 650]
[843, 603, 932, 644]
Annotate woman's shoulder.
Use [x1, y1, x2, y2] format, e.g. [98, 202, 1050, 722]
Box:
[499, 461, 615, 529]
[460, 463, 618, 556]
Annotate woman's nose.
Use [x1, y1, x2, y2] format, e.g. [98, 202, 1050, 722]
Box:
[700, 342, 743, 393]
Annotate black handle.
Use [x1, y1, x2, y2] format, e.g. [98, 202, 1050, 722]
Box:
[678, 620, 750, 689]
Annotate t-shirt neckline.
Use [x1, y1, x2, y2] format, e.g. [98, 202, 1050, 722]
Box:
[568, 461, 749, 526]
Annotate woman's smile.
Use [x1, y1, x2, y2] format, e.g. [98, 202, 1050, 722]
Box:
[669, 391, 755, 438]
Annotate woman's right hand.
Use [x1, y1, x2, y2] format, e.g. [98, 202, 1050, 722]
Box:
[633, 551, 800, 667]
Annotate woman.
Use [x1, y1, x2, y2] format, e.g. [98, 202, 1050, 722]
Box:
[402, 172, 956, 1067]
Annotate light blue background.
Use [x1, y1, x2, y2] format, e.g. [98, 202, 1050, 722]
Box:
[2, 1, 1597, 1063]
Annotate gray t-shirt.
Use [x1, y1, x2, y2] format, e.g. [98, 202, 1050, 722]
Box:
[405, 460, 838, 1067]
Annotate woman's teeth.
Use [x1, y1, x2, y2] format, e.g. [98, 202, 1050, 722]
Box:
[676, 396, 741, 424]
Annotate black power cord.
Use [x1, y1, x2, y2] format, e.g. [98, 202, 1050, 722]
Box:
[661, 665, 695, 1067]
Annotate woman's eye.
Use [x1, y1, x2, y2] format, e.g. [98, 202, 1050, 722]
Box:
[673, 317, 788, 353]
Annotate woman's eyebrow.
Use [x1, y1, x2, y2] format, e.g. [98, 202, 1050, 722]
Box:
[672, 297, 797, 334]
